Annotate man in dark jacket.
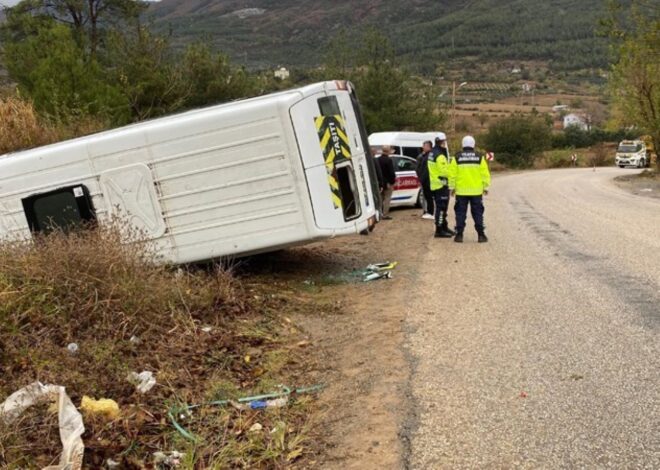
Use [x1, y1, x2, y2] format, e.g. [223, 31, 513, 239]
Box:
[377, 146, 396, 220]
[416, 141, 435, 219]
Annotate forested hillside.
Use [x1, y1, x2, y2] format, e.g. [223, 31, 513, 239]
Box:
[151, 0, 615, 71]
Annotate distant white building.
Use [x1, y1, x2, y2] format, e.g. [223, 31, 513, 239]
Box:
[563, 113, 589, 131]
[511, 66, 522, 74]
[274, 67, 290, 80]
[552, 105, 569, 113]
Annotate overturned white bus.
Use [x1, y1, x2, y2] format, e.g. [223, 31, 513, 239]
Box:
[0, 81, 380, 263]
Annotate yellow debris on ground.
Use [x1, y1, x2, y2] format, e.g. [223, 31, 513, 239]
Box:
[80, 396, 120, 420]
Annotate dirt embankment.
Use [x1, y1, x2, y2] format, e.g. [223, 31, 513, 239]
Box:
[1, 208, 427, 468]
[244, 207, 430, 468]
[614, 170, 660, 199]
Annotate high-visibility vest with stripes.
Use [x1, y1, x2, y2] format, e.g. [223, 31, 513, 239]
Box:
[448, 150, 491, 196]
[428, 152, 449, 191]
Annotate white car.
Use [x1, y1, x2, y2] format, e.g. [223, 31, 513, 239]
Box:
[390, 155, 422, 208]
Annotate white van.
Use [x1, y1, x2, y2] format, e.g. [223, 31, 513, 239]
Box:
[0, 81, 380, 264]
[368, 131, 444, 159]
[615, 140, 649, 168]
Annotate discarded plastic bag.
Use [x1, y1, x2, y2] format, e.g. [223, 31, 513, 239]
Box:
[0, 381, 85, 470]
[128, 371, 157, 394]
[80, 396, 120, 420]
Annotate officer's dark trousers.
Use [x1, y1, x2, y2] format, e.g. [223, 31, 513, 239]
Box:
[422, 183, 435, 214]
[433, 187, 450, 227]
[454, 195, 485, 233]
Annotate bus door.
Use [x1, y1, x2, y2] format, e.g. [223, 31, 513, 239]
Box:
[290, 92, 368, 230]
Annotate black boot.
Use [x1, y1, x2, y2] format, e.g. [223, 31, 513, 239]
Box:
[435, 226, 453, 238]
[478, 232, 488, 243]
[441, 221, 455, 236]
[454, 232, 464, 243]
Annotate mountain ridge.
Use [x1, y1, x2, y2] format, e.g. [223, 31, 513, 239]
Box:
[150, 0, 612, 72]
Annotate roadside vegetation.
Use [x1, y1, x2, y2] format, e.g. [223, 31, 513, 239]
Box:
[0, 227, 318, 468]
[602, 1, 660, 171]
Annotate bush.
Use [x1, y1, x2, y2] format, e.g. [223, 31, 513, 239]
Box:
[538, 149, 575, 168]
[483, 115, 552, 168]
[589, 142, 611, 167]
[552, 126, 637, 149]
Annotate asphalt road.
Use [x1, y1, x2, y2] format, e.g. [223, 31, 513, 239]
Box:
[406, 168, 660, 468]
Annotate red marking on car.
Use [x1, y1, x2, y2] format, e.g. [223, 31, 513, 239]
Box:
[395, 175, 420, 190]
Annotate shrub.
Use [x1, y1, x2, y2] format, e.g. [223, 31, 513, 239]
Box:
[552, 127, 637, 149]
[590, 142, 611, 167]
[538, 149, 574, 169]
[483, 114, 552, 168]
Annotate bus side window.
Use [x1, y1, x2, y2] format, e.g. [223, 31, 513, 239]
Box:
[318, 96, 341, 116]
[22, 185, 96, 234]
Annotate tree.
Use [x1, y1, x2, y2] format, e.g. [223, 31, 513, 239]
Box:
[104, 27, 188, 122]
[181, 43, 256, 109]
[321, 29, 446, 133]
[3, 0, 147, 57]
[604, 2, 660, 169]
[2, 20, 126, 122]
[483, 115, 552, 168]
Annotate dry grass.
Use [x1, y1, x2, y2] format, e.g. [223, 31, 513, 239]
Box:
[0, 96, 106, 156]
[0, 227, 313, 468]
[0, 96, 58, 154]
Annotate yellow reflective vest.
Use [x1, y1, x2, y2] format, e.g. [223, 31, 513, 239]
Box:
[448, 151, 491, 196]
[427, 151, 449, 191]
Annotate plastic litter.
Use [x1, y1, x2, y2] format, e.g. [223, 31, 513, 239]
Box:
[153, 451, 185, 468]
[201, 326, 213, 333]
[366, 261, 398, 272]
[128, 371, 157, 394]
[105, 459, 121, 469]
[80, 396, 120, 420]
[0, 382, 85, 470]
[234, 396, 288, 411]
[66, 342, 79, 354]
[168, 384, 324, 442]
[364, 271, 392, 282]
[249, 422, 263, 432]
[363, 261, 398, 282]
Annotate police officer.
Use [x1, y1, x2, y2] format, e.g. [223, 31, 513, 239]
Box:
[428, 136, 454, 238]
[448, 135, 491, 243]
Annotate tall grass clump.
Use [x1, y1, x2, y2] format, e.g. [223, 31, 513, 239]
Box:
[0, 96, 108, 157]
[0, 96, 58, 154]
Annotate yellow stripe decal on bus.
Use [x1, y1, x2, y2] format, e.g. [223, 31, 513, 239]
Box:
[315, 114, 353, 209]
